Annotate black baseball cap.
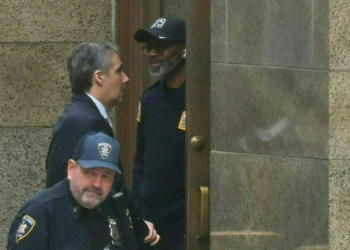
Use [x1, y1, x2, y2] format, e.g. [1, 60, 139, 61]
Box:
[72, 132, 121, 174]
[134, 16, 186, 43]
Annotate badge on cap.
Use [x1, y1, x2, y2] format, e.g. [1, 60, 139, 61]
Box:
[178, 111, 186, 131]
[16, 215, 36, 243]
[98, 143, 112, 159]
[151, 18, 166, 28]
[137, 102, 141, 122]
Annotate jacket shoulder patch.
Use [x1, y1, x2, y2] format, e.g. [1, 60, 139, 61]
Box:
[16, 215, 36, 243]
[178, 111, 186, 131]
[137, 102, 141, 122]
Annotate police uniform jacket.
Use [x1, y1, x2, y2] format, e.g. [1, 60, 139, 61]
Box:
[7, 179, 137, 250]
[132, 81, 186, 227]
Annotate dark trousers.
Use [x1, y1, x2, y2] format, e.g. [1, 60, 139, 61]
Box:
[137, 218, 185, 250]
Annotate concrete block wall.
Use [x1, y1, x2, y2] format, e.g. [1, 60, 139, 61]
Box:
[210, 0, 330, 249]
[0, 0, 113, 248]
[329, 0, 350, 249]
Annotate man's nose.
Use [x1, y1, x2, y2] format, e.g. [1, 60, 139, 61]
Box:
[91, 175, 102, 188]
[123, 72, 129, 84]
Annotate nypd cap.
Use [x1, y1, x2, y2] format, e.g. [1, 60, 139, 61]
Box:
[72, 132, 121, 174]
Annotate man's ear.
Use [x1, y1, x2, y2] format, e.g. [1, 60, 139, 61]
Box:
[67, 159, 76, 180]
[93, 70, 104, 86]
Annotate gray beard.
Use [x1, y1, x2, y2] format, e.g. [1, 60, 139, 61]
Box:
[149, 54, 182, 81]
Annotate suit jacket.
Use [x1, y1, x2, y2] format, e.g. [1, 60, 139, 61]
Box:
[45, 93, 114, 188]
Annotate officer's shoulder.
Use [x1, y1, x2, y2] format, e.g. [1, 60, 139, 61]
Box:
[15, 191, 54, 217]
[142, 81, 161, 98]
[38, 187, 64, 204]
[23, 182, 66, 210]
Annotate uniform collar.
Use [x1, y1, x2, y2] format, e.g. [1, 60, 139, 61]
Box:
[72, 205, 102, 220]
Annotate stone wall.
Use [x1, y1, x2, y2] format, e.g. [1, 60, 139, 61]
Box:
[210, 0, 330, 249]
[0, 0, 114, 248]
[329, 0, 350, 249]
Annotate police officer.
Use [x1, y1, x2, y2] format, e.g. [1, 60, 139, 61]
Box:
[132, 16, 186, 250]
[7, 132, 143, 250]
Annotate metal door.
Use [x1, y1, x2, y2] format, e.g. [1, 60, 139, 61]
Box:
[186, 1, 211, 249]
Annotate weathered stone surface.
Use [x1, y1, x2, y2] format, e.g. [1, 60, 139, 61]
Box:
[0, 128, 51, 249]
[211, 64, 329, 159]
[211, 152, 329, 250]
[0, 43, 72, 126]
[0, 0, 112, 42]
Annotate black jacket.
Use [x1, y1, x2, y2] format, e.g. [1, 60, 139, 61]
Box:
[132, 81, 186, 227]
[7, 180, 137, 250]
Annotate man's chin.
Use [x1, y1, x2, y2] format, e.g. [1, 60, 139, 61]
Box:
[149, 70, 163, 80]
[81, 200, 100, 209]
[149, 66, 163, 79]
[81, 194, 102, 209]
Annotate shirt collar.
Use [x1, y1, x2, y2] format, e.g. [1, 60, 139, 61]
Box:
[86, 93, 108, 119]
[72, 205, 102, 220]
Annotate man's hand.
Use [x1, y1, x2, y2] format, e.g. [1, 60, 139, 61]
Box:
[144, 220, 160, 246]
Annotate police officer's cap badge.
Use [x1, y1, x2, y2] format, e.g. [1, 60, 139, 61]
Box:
[16, 215, 36, 243]
[98, 143, 112, 159]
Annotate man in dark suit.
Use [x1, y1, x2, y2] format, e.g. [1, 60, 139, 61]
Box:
[45, 41, 129, 189]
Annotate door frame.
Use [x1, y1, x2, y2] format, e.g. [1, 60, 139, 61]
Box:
[115, 0, 160, 188]
[186, 0, 211, 249]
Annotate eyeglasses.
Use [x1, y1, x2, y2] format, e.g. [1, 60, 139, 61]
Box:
[141, 42, 182, 55]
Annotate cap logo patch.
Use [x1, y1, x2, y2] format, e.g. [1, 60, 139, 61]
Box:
[151, 18, 166, 28]
[98, 143, 112, 159]
[16, 215, 36, 243]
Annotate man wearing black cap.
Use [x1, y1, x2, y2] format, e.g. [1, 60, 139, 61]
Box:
[132, 16, 186, 250]
[7, 132, 151, 250]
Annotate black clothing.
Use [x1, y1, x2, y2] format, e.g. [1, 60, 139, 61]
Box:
[45, 93, 128, 201]
[137, 218, 185, 250]
[7, 179, 137, 250]
[45, 93, 114, 188]
[132, 81, 186, 227]
[155, 218, 185, 250]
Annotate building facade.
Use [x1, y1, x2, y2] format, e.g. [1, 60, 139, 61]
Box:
[1, 0, 349, 249]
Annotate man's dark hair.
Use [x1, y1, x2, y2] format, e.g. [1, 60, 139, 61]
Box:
[67, 42, 121, 93]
